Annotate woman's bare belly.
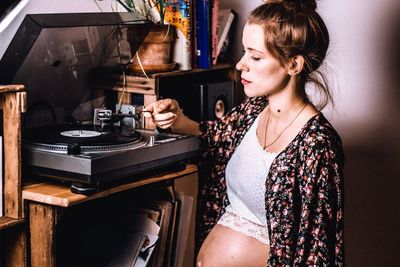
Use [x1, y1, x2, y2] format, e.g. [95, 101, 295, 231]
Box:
[196, 224, 270, 267]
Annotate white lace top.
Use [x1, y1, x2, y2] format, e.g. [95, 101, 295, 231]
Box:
[219, 115, 277, 243]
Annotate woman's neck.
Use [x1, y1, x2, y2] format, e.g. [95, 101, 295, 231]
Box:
[267, 91, 307, 120]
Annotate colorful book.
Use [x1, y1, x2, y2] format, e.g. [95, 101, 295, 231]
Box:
[164, 0, 193, 70]
[195, 0, 210, 68]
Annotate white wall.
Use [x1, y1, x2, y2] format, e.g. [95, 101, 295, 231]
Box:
[0, 0, 120, 58]
[221, 0, 400, 266]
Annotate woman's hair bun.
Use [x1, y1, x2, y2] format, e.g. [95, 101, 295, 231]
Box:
[280, 0, 318, 11]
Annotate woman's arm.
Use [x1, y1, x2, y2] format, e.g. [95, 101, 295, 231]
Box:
[295, 142, 345, 266]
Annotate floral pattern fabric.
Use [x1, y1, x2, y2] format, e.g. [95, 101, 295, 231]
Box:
[196, 96, 344, 266]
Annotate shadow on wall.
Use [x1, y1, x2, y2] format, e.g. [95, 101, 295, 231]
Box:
[344, 4, 400, 267]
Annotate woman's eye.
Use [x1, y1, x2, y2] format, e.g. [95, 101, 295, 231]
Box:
[251, 56, 260, 61]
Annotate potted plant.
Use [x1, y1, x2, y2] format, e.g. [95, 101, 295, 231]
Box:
[116, 0, 176, 72]
[116, 0, 167, 24]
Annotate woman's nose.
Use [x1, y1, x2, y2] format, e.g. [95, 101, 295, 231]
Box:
[236, 56, 247, 72]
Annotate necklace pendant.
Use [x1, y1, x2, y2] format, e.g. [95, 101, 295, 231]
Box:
[263, 103, 308, 150]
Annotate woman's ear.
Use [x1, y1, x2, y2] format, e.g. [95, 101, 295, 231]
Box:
[287, 55, 305, 76]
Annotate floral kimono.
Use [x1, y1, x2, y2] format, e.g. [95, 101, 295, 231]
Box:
[196, 96, 344, 266]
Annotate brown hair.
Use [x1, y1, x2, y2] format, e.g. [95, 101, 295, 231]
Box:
[248, 0, 332, 109]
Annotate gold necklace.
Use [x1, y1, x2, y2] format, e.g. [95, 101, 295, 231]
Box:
[263, 103, 308, 150]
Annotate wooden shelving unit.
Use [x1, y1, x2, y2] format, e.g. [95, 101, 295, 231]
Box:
[0, 84, 27, 267]
[1, 66, 238, 266]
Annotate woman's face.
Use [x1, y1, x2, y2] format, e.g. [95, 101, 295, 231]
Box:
[236, 23, 289, 98]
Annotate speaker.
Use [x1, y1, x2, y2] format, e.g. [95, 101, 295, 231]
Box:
[159, 80, 235, 122]
[198, 81, 235, 121]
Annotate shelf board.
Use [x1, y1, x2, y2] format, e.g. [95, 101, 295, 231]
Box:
[0, 216, 24, 231]
[0, 84, 25, 93]
[23, 164, 198, 208]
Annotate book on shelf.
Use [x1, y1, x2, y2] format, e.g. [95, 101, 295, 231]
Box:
[195, 0, 210, 68]
[148, 200, 174, 267]
[216, 8, 237, 63]
[164, 0, 193, 70]
[210, 0, 219, 65]
[107, 232, 147, 267]
[172, 191, 194, 267]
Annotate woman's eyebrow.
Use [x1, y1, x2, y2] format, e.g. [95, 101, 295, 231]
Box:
[246, 47, 264, 54]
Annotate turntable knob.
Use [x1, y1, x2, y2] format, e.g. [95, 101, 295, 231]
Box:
[67, 143, 81, 155]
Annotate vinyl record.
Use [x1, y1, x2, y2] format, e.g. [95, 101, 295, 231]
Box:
[23, 125, 145, 154]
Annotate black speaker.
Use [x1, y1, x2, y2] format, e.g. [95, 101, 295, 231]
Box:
[159, 80, 235, 122]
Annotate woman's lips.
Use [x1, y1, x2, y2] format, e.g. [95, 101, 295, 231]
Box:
[241, 78, 250, 85]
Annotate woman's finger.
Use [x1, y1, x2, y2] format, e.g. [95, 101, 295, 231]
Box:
[156, 116, 176, 127]
[156, 121, 174, 128]
[154, 115, 177, 128]
[153, 112, 176, 122]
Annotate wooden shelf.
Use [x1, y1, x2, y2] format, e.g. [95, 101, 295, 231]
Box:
[0, 216, 24, 231]
[0, 84, 25, 93]
[23, 164, 198, 208]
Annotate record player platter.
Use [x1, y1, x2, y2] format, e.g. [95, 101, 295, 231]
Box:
[24, 125, 146, 154]
[23, 125, 199, 194]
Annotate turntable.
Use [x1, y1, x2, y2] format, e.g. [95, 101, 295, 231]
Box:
[0, 12, 200, 194]
[23, 122, 199, 194]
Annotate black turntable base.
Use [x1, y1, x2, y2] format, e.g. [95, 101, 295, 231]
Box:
[23, 125, 200, 194]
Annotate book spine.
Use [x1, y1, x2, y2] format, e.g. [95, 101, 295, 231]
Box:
[195, 0, 210, 68]
[187, 0, 194, 69]
[217, 10, 235, 56]
[210, 0, 219, 65]
[216, 9, 236, 63]
[164, 0, 192, 70]
[190, 0, 196, 68]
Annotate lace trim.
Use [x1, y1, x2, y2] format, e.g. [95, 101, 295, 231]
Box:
[217, 208, 270, 244]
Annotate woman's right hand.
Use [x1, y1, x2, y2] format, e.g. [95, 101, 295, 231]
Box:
[143, 98, 200, 136]
[143, 98, 181, 129]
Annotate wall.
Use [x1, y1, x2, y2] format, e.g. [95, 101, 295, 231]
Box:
[221, 0, 400, 266]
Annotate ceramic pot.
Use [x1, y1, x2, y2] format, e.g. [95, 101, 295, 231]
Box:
[127, 24, 175, 72]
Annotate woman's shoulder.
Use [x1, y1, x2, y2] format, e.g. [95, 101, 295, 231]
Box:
[301, 113, 344, 157]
